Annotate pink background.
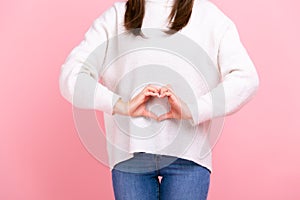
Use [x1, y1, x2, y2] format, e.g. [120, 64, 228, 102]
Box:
[1, 0, 299, 199]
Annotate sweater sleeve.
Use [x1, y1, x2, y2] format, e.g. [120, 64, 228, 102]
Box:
[59, 5, 121, 115]
[187, 20, 260, 125]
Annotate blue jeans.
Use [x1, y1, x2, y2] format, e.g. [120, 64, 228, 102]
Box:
[112, 152, 211, 200]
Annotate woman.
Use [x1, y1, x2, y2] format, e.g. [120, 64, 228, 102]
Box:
[59, 0, 260, 199]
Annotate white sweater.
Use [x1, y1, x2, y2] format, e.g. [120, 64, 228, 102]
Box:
[59, 0, 260, 172]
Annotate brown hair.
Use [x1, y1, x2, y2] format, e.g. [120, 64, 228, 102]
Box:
[124, 0, 194, 36]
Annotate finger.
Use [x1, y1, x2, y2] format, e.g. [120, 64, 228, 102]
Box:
[159, 88, 167, 97]
[159, 86, 171, 98]
[143, 110, 158, 120]
[145, 84, 160, 93]
[158, 112, 173, 121]
[160, 84, 176, 97]
[146, 87, 159, 94]
[165, 84, 175, 93]
[133, 86, 159, 102]
[162, 92, 180, 108]
[159, 91, 174, 98]
[144, 89, 159, 98]
[145, 91, 160, 97]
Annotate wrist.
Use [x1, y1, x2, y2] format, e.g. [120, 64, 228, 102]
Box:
[113, 98, 129, 116]
[182, 102, 193, 120]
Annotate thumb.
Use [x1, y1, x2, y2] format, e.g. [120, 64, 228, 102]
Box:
[157, 112, 173, 121]
[143, 110, 159, 121]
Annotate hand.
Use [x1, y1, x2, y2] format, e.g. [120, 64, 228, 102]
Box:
[113, 84, 160, 120]
[113, 84, 192, 121]
[157, 84, 193, 121]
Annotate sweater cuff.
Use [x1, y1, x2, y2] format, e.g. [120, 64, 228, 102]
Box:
[186, 94, 213, 126]
[94, 82, 121, 115]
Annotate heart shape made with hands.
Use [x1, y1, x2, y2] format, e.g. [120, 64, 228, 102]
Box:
[129, 84, 192, 121]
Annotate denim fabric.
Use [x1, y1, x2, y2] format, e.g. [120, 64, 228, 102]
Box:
[112, 152, 210, 200]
